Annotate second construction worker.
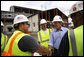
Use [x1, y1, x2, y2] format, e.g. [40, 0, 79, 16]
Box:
[2, 15, 50, 56]
[1, 21, 8, 56]
[57, 1, 83, 56]
[37, 19, 51, 56]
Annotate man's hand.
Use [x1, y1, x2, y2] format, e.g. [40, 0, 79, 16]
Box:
[48, 49, 52, 56]
[48, 45, 54, 56]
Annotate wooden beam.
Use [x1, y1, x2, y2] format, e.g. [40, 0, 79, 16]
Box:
[48, 10, 50, 21]
[29, 9, 30, 14]
[41, 11, 43, 19]
[56, 9, 58, 15]
[38, 13, 40, 30]
[46, 11, 47, 20]
[54, 9, 56, 16]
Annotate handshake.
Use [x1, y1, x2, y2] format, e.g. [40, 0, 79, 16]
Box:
[36, 45, 52, 56]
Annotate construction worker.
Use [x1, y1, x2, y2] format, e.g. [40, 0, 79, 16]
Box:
[2, 15, 50, 56]
[58, 1, 83, 56]
[1, 21, 8, 56]
[37, 19, 51, 56]
[48, 15, 68, 56]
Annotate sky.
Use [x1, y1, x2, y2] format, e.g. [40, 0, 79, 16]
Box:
[1, 1, 79, 16]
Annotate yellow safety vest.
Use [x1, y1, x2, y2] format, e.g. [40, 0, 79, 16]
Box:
[37, 29, 50, 48]
[2, 30, 33, 56]
[68, 25, 83, 56]
[1, 33, 8, 55]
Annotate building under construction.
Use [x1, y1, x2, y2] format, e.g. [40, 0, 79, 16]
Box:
[1, 6, 68, 33]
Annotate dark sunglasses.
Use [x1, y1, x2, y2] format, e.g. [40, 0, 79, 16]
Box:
[26, 22, 30, 26]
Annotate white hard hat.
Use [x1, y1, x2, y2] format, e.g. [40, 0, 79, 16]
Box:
[13, 15, 29, 25]
[1, 21, 4, 26]
[52, 15, 63, 22]
[69, 1, 83, 15]
[40, 19, 47, 24]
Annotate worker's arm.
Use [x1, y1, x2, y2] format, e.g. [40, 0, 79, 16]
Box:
[18, 36, 40, 53]
[18, 35, 51, 55]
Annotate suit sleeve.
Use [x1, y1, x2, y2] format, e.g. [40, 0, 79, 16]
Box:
[58, 31, 69, 56]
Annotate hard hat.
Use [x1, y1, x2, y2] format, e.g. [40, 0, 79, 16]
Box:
[40, 19, 47, 24]
[69, 1, 83, 15]
[1, 21, 4, 26]
[52, 15, 63, 22]
[13, 15, 29, 25]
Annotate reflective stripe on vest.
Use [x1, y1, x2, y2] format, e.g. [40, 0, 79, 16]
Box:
[8, 32, 23, 54]
[39, 29, 50, 43]
[49, 29, 50, 35]
[2, 32, 33, 56]
[2, 51, 33, 56]
[2, 32, 22, 56]
[4, 35, 6, 51]
[69, 30, 78, 56]
[1, 34, 7, 52]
